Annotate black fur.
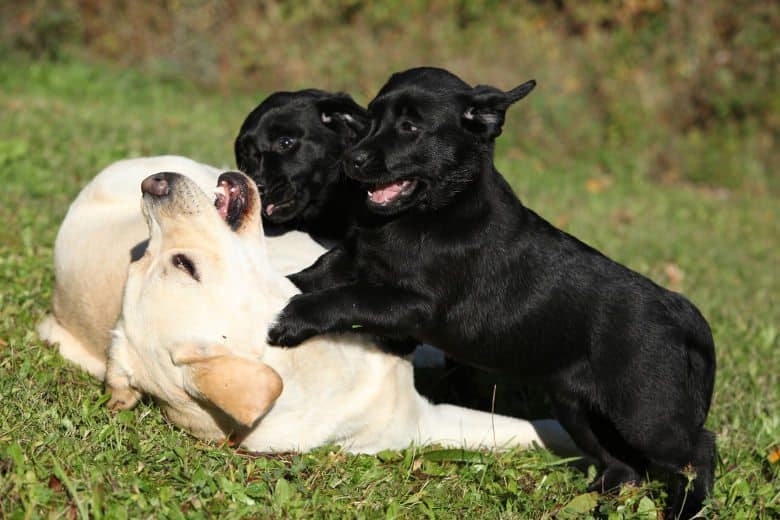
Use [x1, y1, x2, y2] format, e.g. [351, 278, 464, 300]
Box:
[268, 67, 717, 518]
[235, 89, 369, 241]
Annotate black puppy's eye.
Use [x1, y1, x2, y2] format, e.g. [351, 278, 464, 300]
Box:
[172, 254, 200, 282]
[275, 136, 297, 153]
[400, 121, 419, 133]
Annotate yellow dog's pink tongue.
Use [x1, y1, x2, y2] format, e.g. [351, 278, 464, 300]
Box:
[370, 180, 411, 204]
[214, 180, 241, 220]
[214, 185, 229, 219]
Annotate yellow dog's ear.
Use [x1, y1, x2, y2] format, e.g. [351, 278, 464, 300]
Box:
[172, 344, 283, 427]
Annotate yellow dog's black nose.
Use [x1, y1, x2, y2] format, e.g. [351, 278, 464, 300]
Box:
[142, 173, 171, 197]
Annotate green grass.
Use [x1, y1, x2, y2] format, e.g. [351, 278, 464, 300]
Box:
[0, 57, 778, 518]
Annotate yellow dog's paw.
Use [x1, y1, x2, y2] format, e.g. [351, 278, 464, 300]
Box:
[107, 386, 142, 411]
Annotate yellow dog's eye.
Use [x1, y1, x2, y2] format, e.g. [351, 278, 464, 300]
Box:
[172, 254, 199, 282]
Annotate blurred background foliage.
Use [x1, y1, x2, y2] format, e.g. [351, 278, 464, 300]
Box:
[2, 0, 778, 193]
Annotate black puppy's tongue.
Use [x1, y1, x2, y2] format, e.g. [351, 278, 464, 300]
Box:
[368, 179, 416, 204]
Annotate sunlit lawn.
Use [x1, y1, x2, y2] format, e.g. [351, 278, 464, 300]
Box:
[0, 57, 777, 518]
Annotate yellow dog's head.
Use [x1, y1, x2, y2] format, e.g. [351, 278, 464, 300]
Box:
[110, 170, 284, 439]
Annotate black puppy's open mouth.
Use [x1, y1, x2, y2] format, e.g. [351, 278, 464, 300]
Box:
[367, 178, 419, 207]
[214, 172, 250, 230]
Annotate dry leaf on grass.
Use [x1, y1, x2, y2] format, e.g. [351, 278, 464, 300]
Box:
[585, 177, 612, 194]
[768, 446, 780, 465]
[663, 262, 685, 290]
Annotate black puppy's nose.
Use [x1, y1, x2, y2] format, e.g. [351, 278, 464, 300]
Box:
[351, 150, 369, 170]
[141, 173, 170, 197]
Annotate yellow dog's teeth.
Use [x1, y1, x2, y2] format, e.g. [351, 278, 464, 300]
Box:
[213, 184, 229, 200]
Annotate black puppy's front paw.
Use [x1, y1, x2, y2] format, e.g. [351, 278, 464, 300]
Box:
[267, 296, 323, 347]
[267, 320, 317, 347]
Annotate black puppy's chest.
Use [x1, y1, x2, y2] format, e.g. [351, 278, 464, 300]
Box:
[352, 223, 425, 286]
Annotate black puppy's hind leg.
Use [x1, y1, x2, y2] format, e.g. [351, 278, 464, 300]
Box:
[609, 404, 714, 518]
[551, 393, 641, 493]
[606, 375, 715, 518]
[664, 429, 716, 520]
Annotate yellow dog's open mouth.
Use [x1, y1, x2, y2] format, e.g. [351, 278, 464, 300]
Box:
[214, 172, 252, 229]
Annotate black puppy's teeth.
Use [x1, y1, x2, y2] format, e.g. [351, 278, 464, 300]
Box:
[366, 179, 418, 207]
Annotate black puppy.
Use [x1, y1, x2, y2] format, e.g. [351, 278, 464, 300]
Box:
[236, 88, 418, 358]
[268, 67, 716, 518]
[235, 89, 369, 241]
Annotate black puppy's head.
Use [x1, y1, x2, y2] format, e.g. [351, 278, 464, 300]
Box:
[235, 89, 369, 227]
[346, 67, 535, 216]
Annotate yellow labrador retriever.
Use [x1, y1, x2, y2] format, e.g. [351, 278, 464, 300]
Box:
[38, 156, 324, 379]
[105, 170, 576, 454]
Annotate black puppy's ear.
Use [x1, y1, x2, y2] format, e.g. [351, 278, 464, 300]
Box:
[316, 94, 370, 140]
[463, 80, 536, 140]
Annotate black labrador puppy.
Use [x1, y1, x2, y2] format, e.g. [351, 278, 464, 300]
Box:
[235, 89, 369, 242]
[268, 67, 716, 518]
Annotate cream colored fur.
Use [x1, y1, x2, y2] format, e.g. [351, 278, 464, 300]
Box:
[103, 171, 577, 454]
[38, 156, 323, 379]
